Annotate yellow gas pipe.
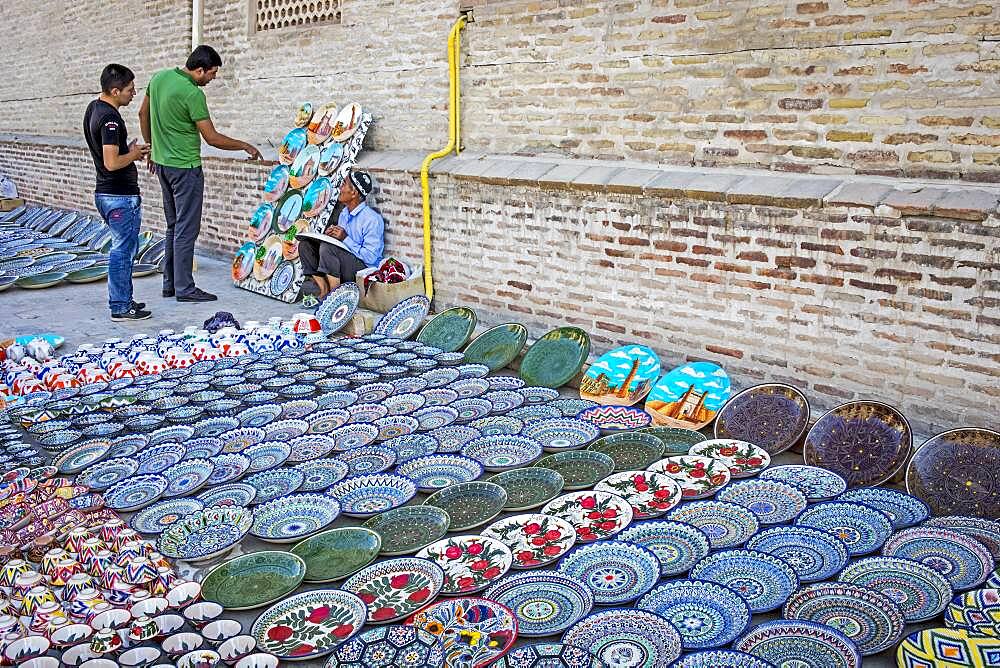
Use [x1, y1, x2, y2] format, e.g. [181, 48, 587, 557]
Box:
[420, 15, 467, 301]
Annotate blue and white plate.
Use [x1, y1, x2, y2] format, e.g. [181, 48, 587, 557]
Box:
[690, 549, 799, 613]
[328, 473, 417, 518]
[487, 376, 525, 391]
[278, 399, 318, 420]
[52, 438, 110, 474]
[837, 487, 929, 530]
[759, 465, 847, 501]
[374, 415, 421, 441]
[348, 402, 390, 424]
[162, 457, 215, 497]
[76, 457, 139, 490]
[392, 376, 428, 394]
[672, 650, 776, 668]
[563, 609, 682, 668]
[747, 526, 849, 583]
[447, 378, 489, 399]
[421, 367, 460, 388]
[293, 458, 350, 491]
[734, 619, 860, 668]
[838, 555, 952, 622]
[338, 444, 398, 476]
[329, 423, 380, 451]
[882, 526, 995, 591]
[243, 468, 305, 505]
[107, 434, 149, 458]
[130, 497, 204, 534]
[427, 425, 481, 453]
[557, 540, 660, 605]
[219, 426, 267, 453]
[484, 390, 525, 414]
[782, 582, 905, 656]
[522, 418, 601, 452]
[234, 406, 281, 430]
[485, 572, 593, 637]
[794, 501, 893, 556]
[285, 435, 337, 462]
[384, 434, 438, 463]
[354, 382, 394, 403]
[666, 501, 759, 550]
[263, 418, 309, 442]
[251, 492, 341, 543]
[194, 416, 241, 437]
[717, 479, 807, 524]
[549, 398, 599, 417]
[372, 295, 431, 339]
[519, 386, 560, 404]
[383, 392, 426, 416]
[104, 474, 169, 512]
[413, 406, 459, 431]
[315, 390, 360, 409]
[618, 520, 711, 577]
[197, 483, 257, 507]
[419, 388, 459, 407]
[396, 454, 484, 492]
[638, 579, 751, 650]
[924, 515, 1000, 559]
[317, 282, 360, 333]
[148, 425, 194, 447]
[469, 415, 524, 436]
[306, 408, 351, 434]
[206, 453, 251, 485]
[451, 398, 493, 423]
[462, 434, 543, 472]
[136, 442, 188, 475]
[509, 405, 562, 424]
[454, 363, 489, 379]
[243, 441, 292, 473]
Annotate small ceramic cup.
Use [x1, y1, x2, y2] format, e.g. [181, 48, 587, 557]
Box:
[118, 645, 161, 668]
[179, 649, 221, 668]
[234, 653, 279, 668]
[202, 619, 241, 645]
[217, 635, 255, 665]
[162, 632, 203, 657]
[181, 601, 222, 628]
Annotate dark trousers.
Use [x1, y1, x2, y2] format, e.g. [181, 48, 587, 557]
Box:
[298, 237, 367, 283]
[157, 165, 204, 296]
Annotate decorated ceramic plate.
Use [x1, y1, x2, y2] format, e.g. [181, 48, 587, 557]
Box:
[52, 438, 110, 474]
[462, 434, 543, 472]
[317, 140, 344, 176]
[363, 505, 451, 556]
[576, 405, 652, 432]
[197, 483, 257, 508]
[220, 426, 267, 453]
[647, 455, 731, 499]
[262, 164, 289, 203]
[103, 473, 169, 512]
[519, 327, 589, 389]
[485, 572, 593, 637]
[242, 468, 304, 505]
[328, 473, 416, 518]
[331, 102, 362, 142]
[307, 408, 352, 436]
[495, 643, 605, 668]
[408, 598, 517, 668]
[618, 520, 711, 577]
[838, 556, 951, 622]
[425, 481, 507, 532]
[547, 398, 598, 418]
[666, 501, 759, 550]
[895, 627, 1000, 668]
[325, 624, 444, 668]
[157, 505, 254, 562]
[689, 439, 770, 478]
[794, 501, 893, 556]
[277, 127, 307, 165]
[336, 444, 397, 476]
[690, 548, 799, 613]
[202, 550, 306, 610]
[747, 526, 849, 583]
[416, 307, 478, 352]
[594, 470, 682, 518]
[924, 515, 1000, 558]
[759, 464, 847, 501]
[804, 400, 911, 488]
[291, 527, 381, 583]
[129, 497, 204, 535]
[638, 580, 750, 650]
[373, 295, 431, 339]
[838, 487, 929, 530]
[536, 451, 615, 491]
[251, 588, 367, 660]
[316, 283, 361, 333]
[672, 650, 776, 668]
[251, 492, 341, 543]
[717, 479, 807, 524]
[136, 442, 187, 475]
[713, 383, 811, 455]
[483, 513, 575, 570]
[944, 588, 1000, 636]
[782, 582, 905, 656]
[291, 458, 349, 492]
[563, 609, 682, 668]
[541, 491, 633, 543]
[162, 457, 215, 497]
[519, 386, 559, 405]
[509, 405, 561, 425]
[882, 526, 994, 591]
[468, 415, 523, 437]
[243, 440, 292, 473]
[396, 454, 483, 492]
[558, 540, 660, 604]
[463, 323, 527, 372]
[417, 535, 513, 595]
[342, 557, 444, 623]
[734, 619, 861, 668]
[644, 361, 731, 431]
[588, 432, 663, 471]
[906, 427, 1000, 520]
[579, 344, 660, 407]
[489, 467, 564, 511]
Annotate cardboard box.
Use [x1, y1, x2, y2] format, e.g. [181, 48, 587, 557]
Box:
[357, 264, 425, 313]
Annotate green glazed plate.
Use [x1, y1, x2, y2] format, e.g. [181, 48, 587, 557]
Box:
[363, 505, 450, 556]
[416, 307, 478, 352]
[291, 527, 381, 583]
[518, 327, 591, 388]
[536, 450, 614, 490]
[489, 467, 565, 511]
[66, 266, 109, 283]
[638, 426, 707, 455]
[424, 481, 507, 532]
[201, 550, 306, 610]
[588, 432, 664, 471]
[132, 263, 159, 277]
[16, 271, 69, 289]
[463, 323, 528, 372]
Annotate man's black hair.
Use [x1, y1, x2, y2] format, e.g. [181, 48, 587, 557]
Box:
[100, 64, 135, 94]
[186, 45, 223, 71]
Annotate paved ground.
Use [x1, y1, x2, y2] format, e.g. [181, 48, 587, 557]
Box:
[0, 253, 304, 351]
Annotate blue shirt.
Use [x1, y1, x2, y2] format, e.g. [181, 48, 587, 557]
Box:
[337, 202, 384, 268]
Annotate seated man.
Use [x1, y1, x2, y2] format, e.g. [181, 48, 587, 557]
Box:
[299, 170, 384, 299]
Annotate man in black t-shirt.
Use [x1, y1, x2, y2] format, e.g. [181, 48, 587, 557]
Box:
[83, 64, 152, 321]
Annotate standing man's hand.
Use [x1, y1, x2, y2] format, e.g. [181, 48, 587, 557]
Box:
[242, 142, 262, 160]
[146, 155, 157, 175]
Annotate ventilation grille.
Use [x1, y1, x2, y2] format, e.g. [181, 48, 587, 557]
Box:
[254, 0, 341, 32]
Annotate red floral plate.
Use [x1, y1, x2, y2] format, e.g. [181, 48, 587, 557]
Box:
[483, 513, 576, 569]
[541, 491, 633, 543]
[342, 557, 444, 624]
[250, 588, 366, 660]
[595, 470, 682, 518]
[689, 439, 771, 478]
[417, 535, 513, 595]
[647, 455, 731, 499]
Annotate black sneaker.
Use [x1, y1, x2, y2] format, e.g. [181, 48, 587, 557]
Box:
[111, 307, 152, 322]
[176, 288, 218, 303]
[162, 289, 175, 298]
[131, 300, 146, 310]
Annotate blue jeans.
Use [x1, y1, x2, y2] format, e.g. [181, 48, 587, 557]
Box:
[95, 194, 141, 314]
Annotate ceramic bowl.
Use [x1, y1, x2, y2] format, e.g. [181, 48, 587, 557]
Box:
[218, 635, 256, 664]
[118, 646, 162, 668]
[166, 580, 202, 609]
[60, 644, 98, 667]
[163, 632, 204, 657]
[130, 596, 169, 617]
[4, 636, 51, 663]
[182, 600, 224, 628]
[154, 613, 185, 636]
[91, 607, 131, 630]
[22, 658, 60, 668]
[158, 506, 254, 562]
[462, 434, 544, 471]
[51, 622, 95, 647]
[178, 649, 221, 668]
[328, 473, 417, 518]
[522, 417, 601, 452]
[202, 619, 242, 644]
[250, 493, 341, 543]
[235, 654, 278, 668]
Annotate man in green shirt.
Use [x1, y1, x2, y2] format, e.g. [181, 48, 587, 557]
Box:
[139, 45, 261, 303]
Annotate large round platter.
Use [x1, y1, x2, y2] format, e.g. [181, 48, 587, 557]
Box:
[342, 557, 444, 623]
[469, 415, 523, 437]
[489, 467, 564, 511]
[924, 515, 1000, 558]
[838, 487, 929, 530]
[713, 382, 811, 455]
[522, 418, 600, 452]
[734, 619, 861, 668]
[136, 442, 187, 475]
[647, 455, 731, 499]
[594, 470, 681, 518]
[251, 589, 367, 660]
[906, 427, 1000, 519]
[329, 423, 379, 451]
[838, 556, 951, 622]
[103, 473, 168, 512]
[243, 468, 305, 505]
[579, 344, 660, 407]
[396, 454, 483, 492]
[882, 526, 995, 590]
[644, 361, 731, 431]
[541, 491, 633, 543]
[291, 527, 381, 583]
[665, 501, 759, 550]
[130, 497, 203, 535]
[328, 473, 416, 518]
[536, 451, 614, 491]
[576, 405, 652, 432]
[637, 579, 750, 650]
[408, 597, 516, 668]
[782, 582, 905, 656]
[463, 323, 528, 371]
[157, 505, 254, 562]
[416, 307, 478, 352]
[52, 438, 110, 474]
[716, 479, 807, 525]
[690, 548, 799, 613]
[336, 445, 397, 476]
[803, 400, 911, 488]
[372, 295, 431, 339]
[251, 493, 341, 543]
[416, 535, 513, 595]
[895, 627, 1000, 668]
[944, 588, 1000, 636]
[689, 439, 770, 478]
[563, 609, 681, 668]
[262, 164, 289, 202]
[485, 572, 592, 637]
[519, 327, 590, 389]
[277, 127, 307, 165]
[588, 432, 663, 471]
[794, 501, 893, 556]
[462, 434, 542, 472]
[202, 551, 306, 610]
[618, 520, 711, 577]
[316, 283, 360, 334]
[549, 398, 598, 418]
[363, 505, 450, 556]
[557, 540, 660, 605]
[759, 464, 847, 501]
[76, 457, 139, 490]
[747, 526, 849, 583]
[288, 144, 319, 190]
[162, 457, 215, 497]
[424, 481, 507, 531]
[325, 625, 444, 668]
[197, 483, 257, 508]
[672, 650, 776, 668]
[483, 513, 576, 570]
